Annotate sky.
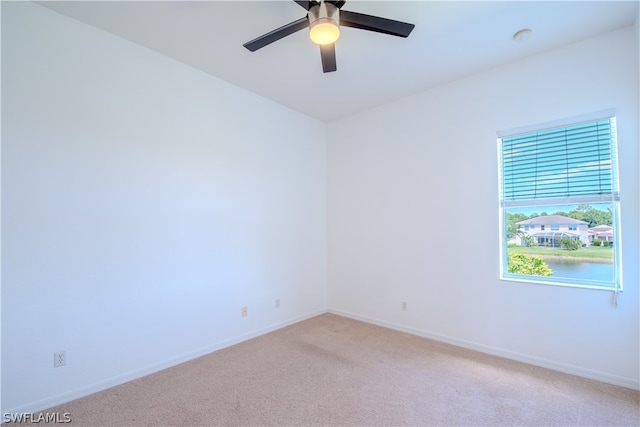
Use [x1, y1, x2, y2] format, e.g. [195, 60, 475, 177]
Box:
[506, 203, 611, 217]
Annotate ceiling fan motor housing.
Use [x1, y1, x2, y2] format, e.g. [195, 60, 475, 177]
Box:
[308, 2, 340, 45]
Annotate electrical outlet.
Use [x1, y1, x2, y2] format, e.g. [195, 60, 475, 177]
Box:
[275, 299, 280, 309]
[401, 301, 407, 311]
[54, 351, 66, 368]
[241, 306, 248, 317]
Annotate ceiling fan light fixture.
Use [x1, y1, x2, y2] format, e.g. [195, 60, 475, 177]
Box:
[310, 20, 340, 45]
[308, 2, 340, 45]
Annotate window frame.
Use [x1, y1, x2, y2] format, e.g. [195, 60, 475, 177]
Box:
[497, 110, 623, 292]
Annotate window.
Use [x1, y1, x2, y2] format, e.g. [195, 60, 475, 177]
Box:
[497, 111, 622, 291]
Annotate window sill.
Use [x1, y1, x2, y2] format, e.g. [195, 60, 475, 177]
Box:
[500, 274, 620, 292]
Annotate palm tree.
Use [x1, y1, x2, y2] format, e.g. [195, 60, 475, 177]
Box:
[515, 230, 535, 247]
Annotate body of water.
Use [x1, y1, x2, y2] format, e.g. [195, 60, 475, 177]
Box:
[545, 260, 613, 282]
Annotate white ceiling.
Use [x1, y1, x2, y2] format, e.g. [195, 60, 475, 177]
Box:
[39, 1, 638, 122]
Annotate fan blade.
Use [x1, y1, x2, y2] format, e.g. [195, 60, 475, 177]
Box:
[243, 17, 309, 52]
[294, 1, 322, 10]
[326, 0, 346, 8]
[293, 1, 312, 10]
[340, 10, 414, 38]
[320, 43, 337, 73]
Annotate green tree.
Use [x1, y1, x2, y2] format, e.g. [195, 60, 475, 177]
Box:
[567, 204, 612, 227]
[558, 237, 580, 250]
[507, 253, 552, 276]
[505, 212, 529, 239]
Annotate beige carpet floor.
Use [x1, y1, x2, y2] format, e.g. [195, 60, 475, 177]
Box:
[27, 313, 640, 426]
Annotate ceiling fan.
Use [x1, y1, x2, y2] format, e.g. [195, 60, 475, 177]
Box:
[243, 0, 415, 73]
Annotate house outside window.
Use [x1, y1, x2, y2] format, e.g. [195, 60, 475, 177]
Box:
[589, 224, 614, 245]
[514, 215, 587, 248]
[498, 111, 622, 291]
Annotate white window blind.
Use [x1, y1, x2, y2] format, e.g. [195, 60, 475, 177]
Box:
[499, 117, 619, 207]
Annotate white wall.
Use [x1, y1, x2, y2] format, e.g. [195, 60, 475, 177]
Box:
[1, 2, 327, 413]
[327, 26, 640, 389]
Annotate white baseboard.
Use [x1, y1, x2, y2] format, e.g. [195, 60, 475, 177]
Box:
[328, 308, 640, 391]
[3, 309, 327, 417]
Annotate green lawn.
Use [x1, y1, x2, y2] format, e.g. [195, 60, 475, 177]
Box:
[507, 244, 613, 261]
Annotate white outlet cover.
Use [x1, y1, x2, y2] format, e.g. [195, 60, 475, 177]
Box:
[54, 351, 66, 367]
